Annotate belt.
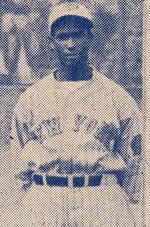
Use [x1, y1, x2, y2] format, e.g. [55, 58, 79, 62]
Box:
[33, 174, 102, 188]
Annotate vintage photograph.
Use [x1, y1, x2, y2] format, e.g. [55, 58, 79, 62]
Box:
[1, 0, 147, 226]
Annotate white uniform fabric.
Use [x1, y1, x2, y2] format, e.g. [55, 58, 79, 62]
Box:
[8, 69, 143, 226]
[48, 2, 93, 29]
[2, 175, 135, 227]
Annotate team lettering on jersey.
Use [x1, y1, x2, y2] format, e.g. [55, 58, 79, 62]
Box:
[15, 113, 118, 148]
[14, 112, 142, 190]
[15, 112, 141, 158]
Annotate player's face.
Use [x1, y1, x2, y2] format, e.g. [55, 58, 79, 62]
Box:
[52, 24, 92, 66]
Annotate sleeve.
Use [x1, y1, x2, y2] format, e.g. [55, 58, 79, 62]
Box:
[10, 96, 30, 155]
[10, 95, 37, 191]
[114, 88, 144, 203]
[10, 92, 60, 191]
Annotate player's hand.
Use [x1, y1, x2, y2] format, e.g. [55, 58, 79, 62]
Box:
[21, 140, 61, 166]
[71, 140, 108, 166]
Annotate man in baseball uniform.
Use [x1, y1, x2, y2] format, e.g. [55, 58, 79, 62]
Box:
[8, 2, 143, 227]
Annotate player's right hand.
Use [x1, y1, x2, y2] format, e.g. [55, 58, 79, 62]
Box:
[21, 140, 61, 166]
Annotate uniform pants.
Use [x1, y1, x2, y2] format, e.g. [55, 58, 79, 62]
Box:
[2, 174, 136, 227]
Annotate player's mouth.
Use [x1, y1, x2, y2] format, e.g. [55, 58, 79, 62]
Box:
[65, 53, 79, 59]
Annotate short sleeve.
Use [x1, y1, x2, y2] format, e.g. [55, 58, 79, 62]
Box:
[113, 87, 144, 203]
[10, 96, 27, 158]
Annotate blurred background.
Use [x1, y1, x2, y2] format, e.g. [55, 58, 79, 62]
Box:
[1, 0, 143, 151]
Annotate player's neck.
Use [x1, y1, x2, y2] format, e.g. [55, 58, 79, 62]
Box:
[54, 64, 93, 82]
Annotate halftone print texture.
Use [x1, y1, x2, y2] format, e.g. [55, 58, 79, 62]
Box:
[1, 0, 146, 226]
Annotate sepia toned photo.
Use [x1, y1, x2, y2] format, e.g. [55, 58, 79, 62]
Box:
[1, 0, 148, 226]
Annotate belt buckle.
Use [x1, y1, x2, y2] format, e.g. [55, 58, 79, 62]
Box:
[73, 176, 85, 188]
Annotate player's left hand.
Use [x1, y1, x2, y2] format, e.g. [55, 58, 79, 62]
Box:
[69, 140, 108, 166]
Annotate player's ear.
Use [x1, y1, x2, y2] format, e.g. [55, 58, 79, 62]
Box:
[86, 27, 94, 41]
[87, 30, 94, 49]
[89, 27, 94, 40]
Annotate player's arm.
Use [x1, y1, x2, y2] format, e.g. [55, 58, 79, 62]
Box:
[10, 104, 60, 162]
[10, 96, 30, 155]
[114, 90, 143, 203]
[10, 100, 34, 190]
[10, 97, 65, 189]
[10, 96, 49, 190]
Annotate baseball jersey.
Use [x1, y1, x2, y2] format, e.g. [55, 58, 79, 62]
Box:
[10, 68, 143, 199]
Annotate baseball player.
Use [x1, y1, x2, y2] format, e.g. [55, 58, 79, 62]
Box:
[8, 2, 143, 227]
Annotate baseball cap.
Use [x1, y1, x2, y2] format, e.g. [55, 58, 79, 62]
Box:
[48, 2, 93, 30]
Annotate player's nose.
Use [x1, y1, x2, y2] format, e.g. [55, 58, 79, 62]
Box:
[66, 37, 75, 48]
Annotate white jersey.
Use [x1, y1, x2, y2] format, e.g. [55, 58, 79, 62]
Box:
[11, 69, 142, 153]
[8, 69, 143, 226]
[11, 68, 143, 192]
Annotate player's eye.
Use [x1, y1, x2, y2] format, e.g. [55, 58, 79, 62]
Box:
[56, 33, 70, 41]
[71, 31, 84, 39]
[56, 31, 84, 41]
